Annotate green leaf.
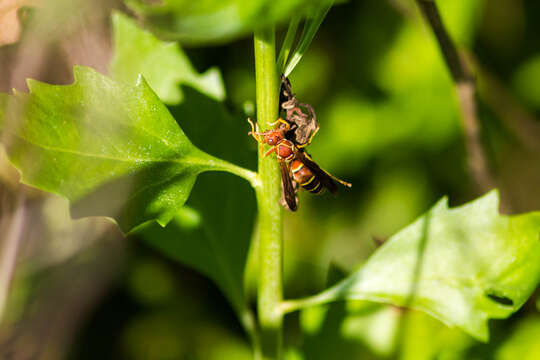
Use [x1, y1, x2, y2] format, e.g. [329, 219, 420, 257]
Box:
[282, 1, 334, 77]
[340, 304, 400, 357]
[276, 15, 301, 74]
[110, 12, 225, 104]
[124, 0, 334, 45]
[397, 310, 474, 360]
[283, 191, 540, 341]
[299, 302, 377, 360]
[299, 302, 474, 360]
[131, 87, 257, 331]
[0, 66, 255, 233]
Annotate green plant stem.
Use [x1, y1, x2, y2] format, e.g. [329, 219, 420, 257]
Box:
[207, 156, 261, 188]
[280, 294, 330, 314]
[238, 308, 262, 359]
[0, 193, 25, 321]
[254, 27, 283, 359]
[280, 280, 350, 315]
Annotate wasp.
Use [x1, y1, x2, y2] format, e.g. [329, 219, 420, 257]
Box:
[248, 118, 351, 211]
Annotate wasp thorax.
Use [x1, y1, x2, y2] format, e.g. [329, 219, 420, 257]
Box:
[276, 140, 294, 160]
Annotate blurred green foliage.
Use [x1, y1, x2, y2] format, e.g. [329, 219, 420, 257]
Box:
[0, 0, 539, 359]
[513, 55, 540, 108]
[496, 316, 540, 360]
[111, 12, 225, 104]
[125, 0, 334, 44]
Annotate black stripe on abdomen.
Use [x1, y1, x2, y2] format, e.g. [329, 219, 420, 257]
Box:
[303, 178, 321, 193]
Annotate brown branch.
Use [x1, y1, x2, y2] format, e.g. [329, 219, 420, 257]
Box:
[0, 192, 25, 320]
[415, 0, 496, 195]
[473, 57, 540, 153]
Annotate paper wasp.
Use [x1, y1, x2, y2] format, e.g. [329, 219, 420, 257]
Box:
[248, 118, 351, 211]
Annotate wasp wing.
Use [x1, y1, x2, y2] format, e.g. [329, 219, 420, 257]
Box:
[294, 150, 338, 194]
[279, 160, 298, 211]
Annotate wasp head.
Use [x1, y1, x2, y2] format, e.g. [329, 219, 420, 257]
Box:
[264, 131, 283, 146]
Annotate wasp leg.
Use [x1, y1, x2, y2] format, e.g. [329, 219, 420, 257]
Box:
[247, 118, 265, 143]
[297, 123, 320, 148]
[267, 118, 290, 130]
[302, 103, 317, 123]
[263, 146, 276, 157]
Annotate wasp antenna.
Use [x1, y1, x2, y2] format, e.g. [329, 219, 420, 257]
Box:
[323, 167, 352, 188]
[247, 118, 256, 132]
[267, 118, 290, 129]
[247, 118, 264, 143]
[332, 176, 352, 188]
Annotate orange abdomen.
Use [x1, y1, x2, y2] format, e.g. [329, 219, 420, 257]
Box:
[291, 160, 323, 194]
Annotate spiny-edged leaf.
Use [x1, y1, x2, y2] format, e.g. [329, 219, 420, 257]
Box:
[124, 0, 334, 45]
[0, 66, 240, 233]
[132, 87, 256, 329]
[110, 12, 225, 104]
[291, 191, 540, 341]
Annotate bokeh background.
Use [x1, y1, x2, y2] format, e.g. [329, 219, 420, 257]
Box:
[0, 0, 539, 359]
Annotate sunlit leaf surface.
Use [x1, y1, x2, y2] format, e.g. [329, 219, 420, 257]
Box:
[292, 191, 540, 341]
[111, 12, 225, 104]
[300, 302, 474, 360]
[0, 66, 239, 233]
